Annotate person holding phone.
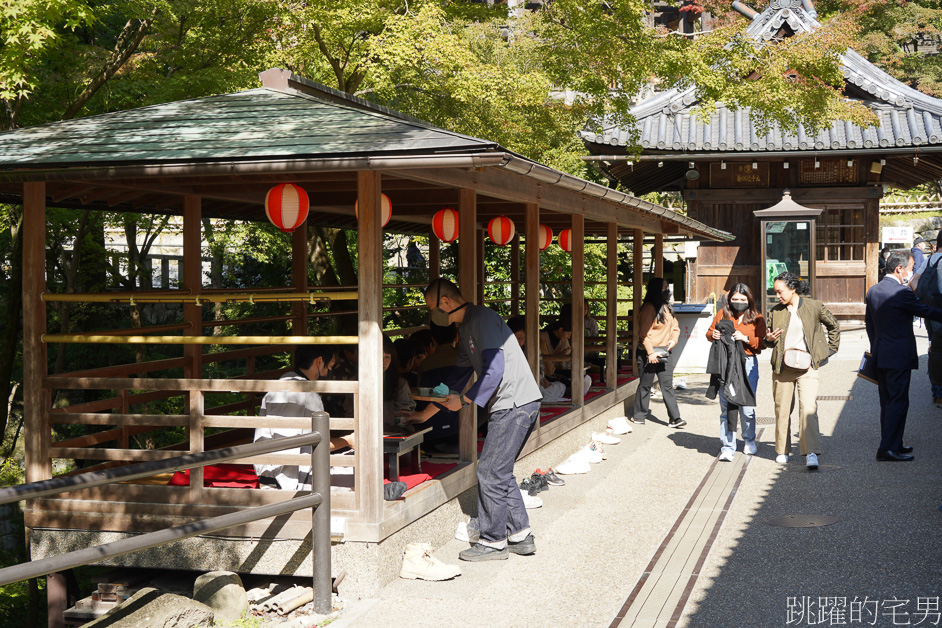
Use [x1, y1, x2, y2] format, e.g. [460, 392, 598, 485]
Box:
[764, 272, 840, 469]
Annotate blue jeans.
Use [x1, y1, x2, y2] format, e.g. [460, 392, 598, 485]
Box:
[476, 401, 540, 547]
[719, 355, 759, 454]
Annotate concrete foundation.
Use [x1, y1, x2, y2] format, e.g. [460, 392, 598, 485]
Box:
[31, 402, 631, 600]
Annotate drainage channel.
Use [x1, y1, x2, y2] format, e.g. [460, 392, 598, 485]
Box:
[609, 429, 762, 628]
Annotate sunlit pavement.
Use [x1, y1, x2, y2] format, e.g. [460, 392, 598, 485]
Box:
[331, 324, 942, 628]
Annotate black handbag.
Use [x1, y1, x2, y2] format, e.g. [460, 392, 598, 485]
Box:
[857, 351, 877, 385]
[651, 346, 670, 363]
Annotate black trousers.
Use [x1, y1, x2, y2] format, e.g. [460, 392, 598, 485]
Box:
[876, 367, 911, 452]
[633, 352, 681, 422]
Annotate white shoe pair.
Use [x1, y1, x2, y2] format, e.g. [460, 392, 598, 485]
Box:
[400, 543, 462, 581]
[593, 429, 621, 445]
[555, 453, 591, 475]
[607, 416, 633, 435]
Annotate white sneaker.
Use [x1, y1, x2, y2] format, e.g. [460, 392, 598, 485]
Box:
[555, 454, 590, 475]
[718, 450, 734, 462]
[651, 389, 663, 399]
[455, 519, 480, 543]
[520, 489, 543, 509]
[593, 430, 620, 445]
[674, 378, 687, 390]
[806, 453, 819, 469]
[776, 454, 789, 464]
[400, 543, 462, 581]
[591, 440, 608, 459]
[581, 443, 603, 463]
[744, 440, 757, 456]
[608, 416, 632, 435]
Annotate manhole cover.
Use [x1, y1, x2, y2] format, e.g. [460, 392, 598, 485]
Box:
[766, 515, 839, 528]
[786, 464, 841, 473]
[817, 395, 852, 401]
[756, 416, 776, 425]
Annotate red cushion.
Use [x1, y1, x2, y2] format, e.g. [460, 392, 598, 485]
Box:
[168, 463, 259, 488]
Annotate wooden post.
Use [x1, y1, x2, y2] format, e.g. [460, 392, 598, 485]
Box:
[357, 171, 385, 523]
[428, 229, 441, 281]
[182, 196, 204, 495]
[292, 220, 309, 335]
[23, 182, 49, 484]
[510, 234, 521, 316]
[606, 223, 618, 390]
[865, 197, 880, 290]
[476, 228, 485, 306]
[525, 203, 540, 383]
[458, 188, 478, 463]
[654, 233, 664, 278]
[571, 214, 585, 407]
[632, 229, 644, 368]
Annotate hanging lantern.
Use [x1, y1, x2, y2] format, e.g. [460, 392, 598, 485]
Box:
[538, 224, 553, 250]
[265, 183, 309, 233]
[432, 207, 459, 242]
[558, 228, 573, 253]
[354, 193, 392, 227]
[487, 216, 516, 246]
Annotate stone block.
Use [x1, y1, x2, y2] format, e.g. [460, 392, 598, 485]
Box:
[83, 587, 214, 628]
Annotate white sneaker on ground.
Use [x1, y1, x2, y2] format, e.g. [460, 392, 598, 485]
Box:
[806, 453, 819, 469]
[674, 378, 687, 390]
[718, 450, 734, 462]
[608, 416, 632, 435]
[520, 489, 543, 509]
[593, 430, 620, 445]
[776, 454, 789, 464]
[582, 443, 603, 463]
[555, 454, 591, 475]
[743, 440, 757, 456]
[651, 389, 663, 399]
[400, 543, 462, 581]
[455, 519, 480, 543]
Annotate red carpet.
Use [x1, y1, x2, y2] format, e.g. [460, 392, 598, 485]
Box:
[168, 464, 259, 488]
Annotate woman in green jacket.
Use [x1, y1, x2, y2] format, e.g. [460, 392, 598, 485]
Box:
[764, 272, 840, 469]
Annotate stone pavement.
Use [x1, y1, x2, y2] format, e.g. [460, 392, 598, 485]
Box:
[331, 325, 942, 628]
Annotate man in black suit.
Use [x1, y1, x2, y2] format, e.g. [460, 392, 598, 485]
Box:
[866, 250, 942, 461]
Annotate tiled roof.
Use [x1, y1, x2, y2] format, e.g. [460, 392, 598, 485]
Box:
[581, 1, 942, 154]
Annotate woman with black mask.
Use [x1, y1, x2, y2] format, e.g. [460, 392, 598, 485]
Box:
[707, 284, 767, 461]
[631, 278, 685, 428]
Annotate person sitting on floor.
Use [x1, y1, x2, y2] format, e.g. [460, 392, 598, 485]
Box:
[507, 316, 568, 402]
[384, 335, 416, 432]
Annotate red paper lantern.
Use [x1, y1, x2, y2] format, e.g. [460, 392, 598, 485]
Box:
[487, 216, 516, 246]
[354, 193, 392, 227]
[432, 208, 459, 242]
[265, 183, 309, 233]
[558, 228, 573, 253]
[538, 224, 553, 250]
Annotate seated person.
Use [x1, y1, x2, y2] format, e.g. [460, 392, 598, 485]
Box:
[508, 316, 568, 402]
[384, 335, 416, 432]
[540, 318, 573, 382]
[254, 345, 353, 490]
[410, 329, 437, 362]
[393, 337, 418, 388]
[322, 343, 357, 418]
[418, 322, 459, 374]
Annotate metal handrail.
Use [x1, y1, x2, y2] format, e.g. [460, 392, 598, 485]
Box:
[0, 411, 333, 614]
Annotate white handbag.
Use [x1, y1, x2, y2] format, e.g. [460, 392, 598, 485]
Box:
[784, 348, 812, 370]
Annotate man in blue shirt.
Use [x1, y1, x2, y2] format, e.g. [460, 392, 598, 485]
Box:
[404, 278, 542, 561]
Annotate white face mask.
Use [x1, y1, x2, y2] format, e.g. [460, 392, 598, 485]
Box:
[902, 268, 913, 285]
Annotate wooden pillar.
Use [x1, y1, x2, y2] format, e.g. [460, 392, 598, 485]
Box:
[606, 223, 618, 390]
[357, 171, 384, 523]
[457, 188, 478, 463]
[23, 182, 49, 484]
[571, 214, 585, 407]
[292, 220, 309, 335]
[476, 228, 486, 306]
[182, 196, 204, 495]
[654, 233, 664, 278]
[510, 234, 521, 316]
[428, 230, 441, 281]
[525, 203, 540, 383]
[632, 229, 644, 368]
[865, 197, 880, 290]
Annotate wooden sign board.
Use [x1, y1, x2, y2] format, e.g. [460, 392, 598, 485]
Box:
[709, 162, 769, 188]
[798, 159, 858, 185]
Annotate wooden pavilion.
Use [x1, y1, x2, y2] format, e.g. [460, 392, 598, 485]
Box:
[583, 0, 942, 319]
[0, 68, 730, 599]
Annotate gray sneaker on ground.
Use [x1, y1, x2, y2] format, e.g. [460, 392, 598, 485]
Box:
[508, 534, 536, 555]
[459, 543, 509, 562]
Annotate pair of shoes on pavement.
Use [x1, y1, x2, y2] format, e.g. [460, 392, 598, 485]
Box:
[534, 468, 565, 486]
[459, 534, 536, 561]
[401, 542, 462, 580]
[583, 441, 605, 463]
[520, 473, 549, 496]
[555, 453, 591, 475]
[593, 429, 621, 445]
[608, 416, 633, 434]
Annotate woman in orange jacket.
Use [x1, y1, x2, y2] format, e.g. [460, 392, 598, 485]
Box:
[707, 284, 767, 461]
[631, 278, 685, 428]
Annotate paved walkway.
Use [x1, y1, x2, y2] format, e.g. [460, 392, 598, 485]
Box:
[332, 325, 942, 628]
